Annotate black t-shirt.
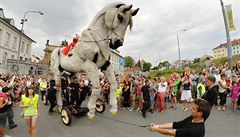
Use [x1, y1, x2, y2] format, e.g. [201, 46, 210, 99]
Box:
[202, 86, 218, 108]
[69, 82, 80, 95]
[173, 116, 205, 137]
[141, 85, 150, 101]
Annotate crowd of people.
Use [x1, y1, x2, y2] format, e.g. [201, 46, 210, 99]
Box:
[0, 60, 239, 137]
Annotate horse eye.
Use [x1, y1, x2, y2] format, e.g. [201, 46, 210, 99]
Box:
[117, 14, 124, 23]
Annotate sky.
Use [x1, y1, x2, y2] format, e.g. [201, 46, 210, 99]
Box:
[0, 0, 239, 66]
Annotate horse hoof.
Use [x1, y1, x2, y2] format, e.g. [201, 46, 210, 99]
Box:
[87, 113, 95, 120]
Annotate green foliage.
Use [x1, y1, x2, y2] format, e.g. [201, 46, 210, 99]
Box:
[149, 69, 184, 79]
[211, 57, 228, 66]
[158, 61, 170, 69]
[124, 56, 135, 68]
[142, 62, 152, 72]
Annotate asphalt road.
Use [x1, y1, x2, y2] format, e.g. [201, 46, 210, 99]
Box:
[5, 99, 240, 137]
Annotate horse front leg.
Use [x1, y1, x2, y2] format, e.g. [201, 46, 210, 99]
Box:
[85, 61, 100, 120]
[102, 65, 118, 115]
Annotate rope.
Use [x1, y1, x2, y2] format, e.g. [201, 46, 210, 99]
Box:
[96, 113, 150, 128]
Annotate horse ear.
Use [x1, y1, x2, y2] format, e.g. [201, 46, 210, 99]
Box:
[123, 5, 132, 12]
[115, 4, 125, 8]
[131, 8, 139, 16]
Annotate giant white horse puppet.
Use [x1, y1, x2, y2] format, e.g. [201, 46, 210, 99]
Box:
[50, 2, 139, 119]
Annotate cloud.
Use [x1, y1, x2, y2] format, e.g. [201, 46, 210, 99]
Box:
[1, 0, 239, 66]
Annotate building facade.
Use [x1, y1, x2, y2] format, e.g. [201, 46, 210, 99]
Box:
[110, 49, 124, 76]
[213, 39, 240, 58]
[0, 8, 35, 74]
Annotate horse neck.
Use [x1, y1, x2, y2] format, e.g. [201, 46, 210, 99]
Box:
[89, 15, 108, 39]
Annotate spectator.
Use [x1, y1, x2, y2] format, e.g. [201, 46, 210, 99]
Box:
[20, 86, 40, 137]
[2, 87, 17, 129]
[141, 80, 151, 118]
[202, 75, 218, 108]
[230, 81, 240, 112]
[180, 74, 192, 112]
[149, 99, 211, 137]
[0, 91, 9, 137]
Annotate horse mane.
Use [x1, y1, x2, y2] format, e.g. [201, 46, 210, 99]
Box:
[89, 2, 133, 30]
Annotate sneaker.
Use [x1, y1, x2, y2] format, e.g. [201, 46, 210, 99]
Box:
[222, 107, 226, 111]
[136, 107, 140, 112]
[181, 107, 185, 111]
[129, 107, 134, 111]
[9, 124, 17, 129]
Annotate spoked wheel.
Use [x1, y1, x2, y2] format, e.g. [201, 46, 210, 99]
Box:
[43, 95, 48, 105]
[61, 107, 72, 126]
[95, 99, 105, 113]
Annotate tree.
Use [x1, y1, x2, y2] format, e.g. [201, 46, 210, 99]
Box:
[142, 62, 152, 72]
[124, 56, 135, 68]
[158, 61, 170, 69]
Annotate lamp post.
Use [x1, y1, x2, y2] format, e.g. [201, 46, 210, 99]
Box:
[220, 0, 233, 69]
[16, 11, 44, 74]
[177, 29, 187, 69]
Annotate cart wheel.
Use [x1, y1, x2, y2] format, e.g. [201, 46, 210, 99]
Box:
[43, 95, 47, 105]
[61, 107, 72, 126]
[95, 99, 105, 113]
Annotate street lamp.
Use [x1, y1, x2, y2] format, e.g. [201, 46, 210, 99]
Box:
[177, 29, 187, 69]
[16, 11, 44, 74]
[220, 0, 233, 69]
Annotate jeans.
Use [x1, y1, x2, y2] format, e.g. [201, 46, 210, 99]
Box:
[0, 111, 7, 128]
[6, 107, 15, 127]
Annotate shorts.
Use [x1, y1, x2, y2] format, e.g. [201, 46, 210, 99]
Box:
[0, 111, 7, 128]
[24, 115, 38, 119]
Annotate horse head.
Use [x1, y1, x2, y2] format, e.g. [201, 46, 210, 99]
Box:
[104, 3, 139, 49]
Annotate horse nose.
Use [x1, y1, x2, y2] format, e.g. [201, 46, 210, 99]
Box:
[114, 39, 123, 47]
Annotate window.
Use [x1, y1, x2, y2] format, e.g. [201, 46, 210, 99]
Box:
[26, 44, 30, 54]
[4, 32, 11, 47]
[12, 36, 17, 49]
[20, 56, 23, 60]
[11, 55, 14, 59]
[25, 58, 27, 61]
[233, 47, 235, 50]
[2, 52, 7, 65]
[0, 29, 2, 44]
[21, 41, 25, 52]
